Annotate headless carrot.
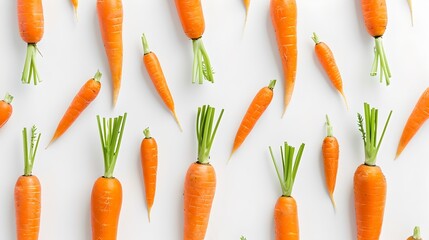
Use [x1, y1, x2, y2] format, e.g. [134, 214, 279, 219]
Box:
[322, 115, 338, 210]
[0, 93, 13, 128]
[408, 226, 422, 240]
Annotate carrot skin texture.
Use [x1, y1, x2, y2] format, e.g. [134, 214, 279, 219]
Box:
[175, 0, 205, 39]
[15, 175, 41, 240]
[274, 196, 299, 240]
[0, 99, 13, 128]
[17, 0, 44, 43]
[184, 162, 216, 240]
[361, 0, 387, 37]
[91, 176, 122, 240]
[322, 136, 338, 207]
[140, 133, 158, 221]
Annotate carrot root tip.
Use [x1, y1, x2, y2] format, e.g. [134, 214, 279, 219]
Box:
[329, 193, 337, 212]
[172, 111, 183, 132]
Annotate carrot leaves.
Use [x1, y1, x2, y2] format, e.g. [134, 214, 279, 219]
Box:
[22, 126, 41, 176]
[196, 105, 224, 164]
[192, 38, 214, 84]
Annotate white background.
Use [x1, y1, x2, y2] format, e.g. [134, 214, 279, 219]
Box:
[0, 0, 428, 239]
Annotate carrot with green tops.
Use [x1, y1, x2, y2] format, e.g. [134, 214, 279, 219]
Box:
[184, 105, 224, 240]
[408, 226, 422, 240]
[15, 126, 42, 240]
[0, 93, 14, 128]
[18, 0, 44, 84]
[322, 115, 338, 210]
[174, 0, 214, 84]
[312, 33, 348, 109]
[270, 0, 297, 116]
[91, 113, 127, 240]
[141, 34, 182, 131]
[269, 142, 305, 240]
[355, 103, 392, 240]
[230, 80, 276, 158]
[97, 0, 123, 106]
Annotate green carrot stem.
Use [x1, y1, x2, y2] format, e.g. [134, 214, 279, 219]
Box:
[268, 79, 276, 89]
[141, 33, 150, 55]
[93, 70, 102, 82]
[413, 226, 421, 239]
[22, 126, 41, 176]
[21, 44, 41, 85]
[143, 127, 151, 138]
[325, 115, 333, 137]
[192, 38, 214, 84]
[3, 93, 13, 104]
[372, 37, 391, 86]
[196, 105, 224, 164]
[311, 32, 320, 44]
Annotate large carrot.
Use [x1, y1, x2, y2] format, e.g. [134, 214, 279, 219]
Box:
[270, 0, 297, 116]
[395, 88, 429, 159]
[48, 71, 102, 146]
[0, 93, 14, 128]
[141, 34, 182, 131]
[408, 226, 422, 240]
[18, 0, 44, 85]
[92, 113, 127, 240]
[184, 105, 224, 240]
[15, 126, 42, 240]
[269, 141, 305, 240]
[322, 115, 338, 210]
[361, 0, 391, 85]
[97, 0, 123, 106]
[230, 80, 276, 158]
[174, 0, 214, 84]
[355, 103, 392, 240]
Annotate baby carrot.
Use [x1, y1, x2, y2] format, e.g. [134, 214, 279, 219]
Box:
[322, 115, 339, 210]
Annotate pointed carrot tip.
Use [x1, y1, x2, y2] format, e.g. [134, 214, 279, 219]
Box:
[172, 111, 183, 132]
[147, 208, 151, 223]
[329, 193, 337, 212]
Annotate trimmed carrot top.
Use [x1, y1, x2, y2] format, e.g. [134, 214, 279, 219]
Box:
[141, 34, 151, 55]
[22, 44, 41, 85]
[326, 115, 333, 137]
[22, 126, 41, 176]
[196, 105, 224, 164]
[413, 226, 422, 240]
[143, 127, 151, 139]
[193, 39, 214, 84]
[3, 93, 14, 104]
[240, 236, 247, 240]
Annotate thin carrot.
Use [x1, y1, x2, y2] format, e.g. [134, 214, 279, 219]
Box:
[395, 88, 429, 159]
[230, 80, 276, 158]
[18, 0, 44, 84]
[355, 103, 392, 240]
[15, 126, 42, 240]
[243, 0, 250, 26]
[97, 0, 123, 106]
[0, 93, 13, 128]
[407, 0, 414, 26]
[184, 105, 224, 240]
[141, 34, 182, 131]
[269, 142, 305, 240]
[312, 33, 348, 109]
[322, 115, 338, 210]
[174, 0, 214, 84]
[408, 226, 422, 240]
[270, 0, 297, 116]
[71, 0, 78, 19]
[92, 113, 127, 240]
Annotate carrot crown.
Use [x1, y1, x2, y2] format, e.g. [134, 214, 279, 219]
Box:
[3, 93, 14, 104]
[240, 236, 247, 240]
[93, 70, 102, 82]
[97, 113, 127, 178]
[311, 32, 321, 44]
[196, 105, 224, 164]
[192, 38, 214, 84]
[141, 33, 151, 55]
[22, 126, 41, 176]
[143, 127, 151, 139]
[22, 44, 41, 85]
[357, 103, 392, 166]
[269, 142, 305, 197]
[325, 115, 333, 137]
[413, 226, 421, 240]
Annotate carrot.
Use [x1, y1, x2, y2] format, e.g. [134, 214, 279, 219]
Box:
[0, 93, 13, 128]
[92, 113, 127, 240]
[71, 0, 78, 19]
[18, 0, 44, 85]
[361, 0, 391, 85]
[97, 0, 123, 106]
[312, 33, 348, 109]
[395, 88, 429, 159]
[141, 34, 182, 131]
[322, 115, 338, 210]
[408, 226, 422, 240]
[15, 126, 42, 240]
[184, 105, 224, 240]
[269, 142, 305, 240]
[230, 80, 276, 158]
[48, 71, 102, 146]
[243, 0, 250, 26]
[407, 0, 414, 26]
[174, 0, 214, 84]
[270, 0, 297, 116]
[355, 103, 392, 240]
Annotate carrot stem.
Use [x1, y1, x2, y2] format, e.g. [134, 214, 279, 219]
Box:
[143, 127, 151, 139]
[325, 115, 333, 137]
[311, 32, 320, 44]
[192, 38, 214, 84]
[4, 93, 14, 104]
[196, 105, 224, 164]
[141, 34, 150, 55]
[94, 70, 102, 82]
[22, 126, 41, 176]
[373, 37, 391, 86]
[22, 44, 41, 85]
[268, 79, 276, 89]
[413, 226, 421, 239]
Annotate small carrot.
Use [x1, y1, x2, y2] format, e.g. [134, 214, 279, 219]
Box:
[270, 0, 297, 116]
[184, 105, 224, 240]
[0, 93, 14, 128]
[141, 34, 182, 131]
[18, 0, 44, 84]
[230, 80, 276, 158]
[322, 115, 338, 210]
[48, 71, 102, 146]
[269, 142, 305, 240]
[355, 103, 392, 240]
[140, 127, 158, 222]
[408, 226, 422, 240]
[396, 88, 429, 159]
[91, 113, 127, 240]
[97, 0, 123, 106]
[312, 33, 348, 109]
[15, 126, 42, 240]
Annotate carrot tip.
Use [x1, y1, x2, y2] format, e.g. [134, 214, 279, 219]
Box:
[329, 193, 337, 212]
[172, 111, 183, 132]
[340, 91, 349, 111]
[147, 208, 151, 223]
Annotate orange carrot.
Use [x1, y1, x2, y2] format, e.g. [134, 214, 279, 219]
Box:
[270, 0, 297, 116]
[174, 0, 214, 84]
[395, 88, 429, 159]
[184, 105, 224, 240]
[0, 93, 13, 128]
[269, 142, 305, 240]
[408, 226, 422, 240]
[355, 103, 392, 240]
[97, 0, 123, 106]
[322, 115, 338, 210]
[18, 0, 44, 84]
[230, 80, 276, 158]
[140, 127, 158, 222]
[243, 0, 250, 26]
[15, 126, 42, 240]
[141, 34, 182, 131]
[92, 113, 127, 240]
[71, 0, 78, 19]
[312, 33, 348, 109]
